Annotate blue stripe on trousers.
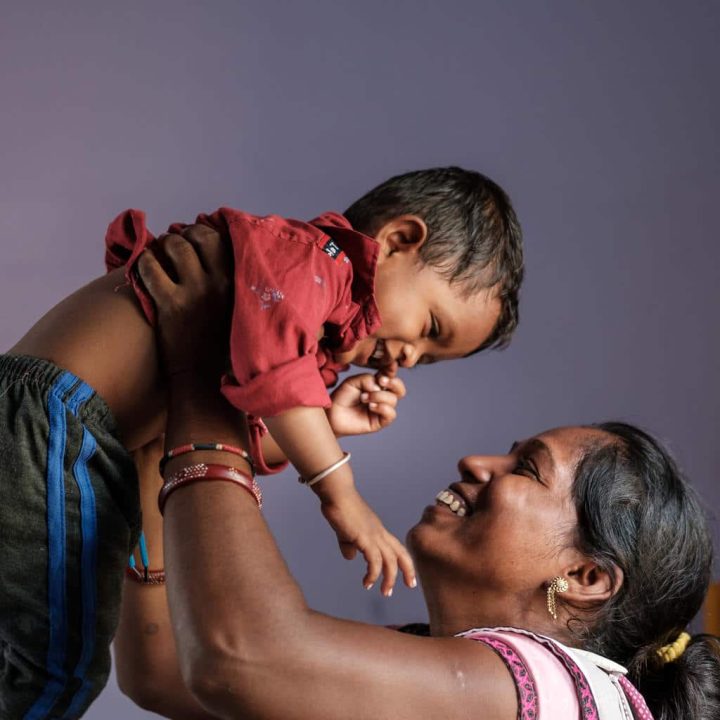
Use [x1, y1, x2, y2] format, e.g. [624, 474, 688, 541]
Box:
[23, 372, 80, 720]
[62, 419, 98, 719]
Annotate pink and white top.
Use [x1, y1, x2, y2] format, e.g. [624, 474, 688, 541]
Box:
[457, 627, 654, 720]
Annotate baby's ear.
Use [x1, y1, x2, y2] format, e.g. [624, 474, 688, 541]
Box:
[374, 215, 428, 256]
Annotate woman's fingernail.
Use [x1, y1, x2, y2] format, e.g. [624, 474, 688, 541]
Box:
[385, 588, 393, 598]
[364, 582, 374, 590]
[410, 578, 417, 588]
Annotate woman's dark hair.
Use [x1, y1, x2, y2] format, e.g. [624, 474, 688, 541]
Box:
[344, 166, 523, 351]
[570, 421, 719, 719]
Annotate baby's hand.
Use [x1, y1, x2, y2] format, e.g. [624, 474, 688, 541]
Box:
[319, 485, 416, 596]
[326, 372, 407, 438]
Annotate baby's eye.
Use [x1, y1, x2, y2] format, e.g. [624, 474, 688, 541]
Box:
[429, 314, 441, 339]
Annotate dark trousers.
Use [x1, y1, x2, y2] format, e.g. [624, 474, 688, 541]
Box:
[0, 355, 140, 719]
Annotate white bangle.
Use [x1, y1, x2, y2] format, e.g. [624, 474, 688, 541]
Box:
[300, 452, 352, 487]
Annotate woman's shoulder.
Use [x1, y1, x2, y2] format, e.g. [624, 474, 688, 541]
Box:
[390, 624, 652, 719]
[456, 627, 647, 720]
[458, 627, 583, 719]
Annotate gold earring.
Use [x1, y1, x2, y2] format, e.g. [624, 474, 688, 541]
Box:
[546, 576, 569, 620]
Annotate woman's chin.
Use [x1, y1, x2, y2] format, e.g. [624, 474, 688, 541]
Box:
[406, 514, 434, 555]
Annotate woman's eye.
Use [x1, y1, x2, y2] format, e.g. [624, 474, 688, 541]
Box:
[514, 457, 541, 482]
[429, 314, 441, 339]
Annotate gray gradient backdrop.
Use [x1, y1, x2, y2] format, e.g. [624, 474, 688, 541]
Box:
[1, 1, 718, 717]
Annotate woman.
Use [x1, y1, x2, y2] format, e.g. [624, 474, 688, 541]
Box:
[115, 230, 720, 719]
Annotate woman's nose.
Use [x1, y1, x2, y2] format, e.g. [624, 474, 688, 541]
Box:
[457, 455, 512, 483]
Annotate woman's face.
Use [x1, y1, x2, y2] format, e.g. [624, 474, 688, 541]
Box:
[407, 426, 607, 595]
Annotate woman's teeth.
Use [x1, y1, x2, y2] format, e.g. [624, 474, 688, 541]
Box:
[371, 339, 385, 361]
[435, 490, 467, 516]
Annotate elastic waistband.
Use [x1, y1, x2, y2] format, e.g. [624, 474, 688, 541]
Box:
[0, 354, 117, 431]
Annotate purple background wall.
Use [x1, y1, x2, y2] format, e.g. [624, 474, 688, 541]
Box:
[2, 2, 718, 717]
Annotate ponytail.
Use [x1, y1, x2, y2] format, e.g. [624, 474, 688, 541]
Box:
[632, 634, 720, 719]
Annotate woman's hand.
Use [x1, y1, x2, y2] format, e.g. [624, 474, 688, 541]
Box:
[137, 224, 232, 377]
[326, 372, 406, 437]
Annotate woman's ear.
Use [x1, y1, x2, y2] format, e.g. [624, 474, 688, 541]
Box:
[374, 215, 428, 257]
[563, 560, 624, 606]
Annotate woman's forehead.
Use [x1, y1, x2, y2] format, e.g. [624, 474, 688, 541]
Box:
[528, 426, 611, 473]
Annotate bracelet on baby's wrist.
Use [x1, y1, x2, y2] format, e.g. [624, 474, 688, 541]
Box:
[299, 451, 352, 487]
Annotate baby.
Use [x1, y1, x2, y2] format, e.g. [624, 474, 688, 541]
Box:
[0, 166, 522, 719]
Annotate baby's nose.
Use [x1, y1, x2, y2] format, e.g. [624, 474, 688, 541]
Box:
[398, 342, 418, 368]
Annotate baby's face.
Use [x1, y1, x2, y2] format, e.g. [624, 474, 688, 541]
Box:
[334, 256, 501, 373]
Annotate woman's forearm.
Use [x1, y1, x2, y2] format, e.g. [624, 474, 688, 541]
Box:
[115, 583, 217, 720]
[114, 440, 218, 719]
[162, 375, 311, 716]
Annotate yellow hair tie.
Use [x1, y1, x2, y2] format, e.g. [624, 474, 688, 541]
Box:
[656, 631, 691, 665]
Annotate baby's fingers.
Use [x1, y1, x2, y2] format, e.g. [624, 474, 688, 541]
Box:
[376, 373, 407, 398]
[338, 539, 357, 561]
[362, 546, 383, 591]
[379, 545, 399, 597]
[391, 538, 417, 589]
[361, 389, 399, 409]
[366, 401, 397, 429]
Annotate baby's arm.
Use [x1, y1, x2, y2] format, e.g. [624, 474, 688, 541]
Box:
[264, 408, 416, 595]
[251, 371, 406, 471]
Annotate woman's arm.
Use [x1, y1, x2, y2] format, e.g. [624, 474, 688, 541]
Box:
[113, 437, 218, 720]
[161, 373, 516, 720]
[138, 233, 518, 720]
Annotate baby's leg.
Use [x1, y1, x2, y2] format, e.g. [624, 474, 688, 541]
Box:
[0, 355, 140, 719]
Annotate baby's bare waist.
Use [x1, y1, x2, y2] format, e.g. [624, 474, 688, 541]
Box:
[9, 268, 166, 450]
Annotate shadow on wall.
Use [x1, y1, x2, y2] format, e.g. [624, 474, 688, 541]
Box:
[705, 584, 720, 634]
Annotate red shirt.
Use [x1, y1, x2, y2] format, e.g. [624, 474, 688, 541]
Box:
[105, 207, 382, 418]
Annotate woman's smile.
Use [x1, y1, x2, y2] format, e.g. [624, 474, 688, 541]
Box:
[435, 488, 470, 516]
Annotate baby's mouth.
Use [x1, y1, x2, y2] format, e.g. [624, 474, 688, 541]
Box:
[368, 338, 386, 366]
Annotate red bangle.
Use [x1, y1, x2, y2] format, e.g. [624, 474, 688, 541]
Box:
[125, 566, 166, 584]
[160, 443, 255, 476]
[158, 463, 263, 515]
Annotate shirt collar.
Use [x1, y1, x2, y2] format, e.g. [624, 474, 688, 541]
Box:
[309, 212, 382, 332]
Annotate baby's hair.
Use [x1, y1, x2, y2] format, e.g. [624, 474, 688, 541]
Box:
[344, 166, 523, 351]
